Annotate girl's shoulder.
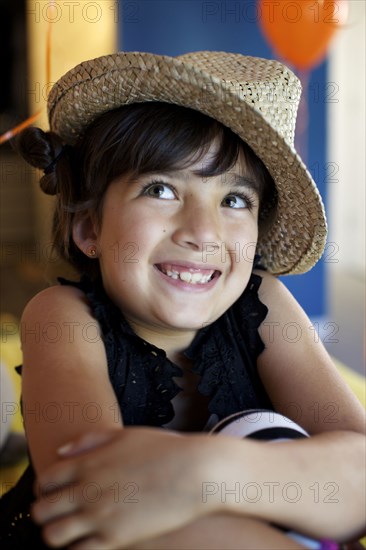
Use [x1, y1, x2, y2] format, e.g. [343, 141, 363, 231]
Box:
[19, 281, 100, 351]
[252, 268, 317, 365]
[253, 269, 304, 321]
[252, 270, 366, 435]
[21, 281, 93, 322]
[253, 269, 290, 298]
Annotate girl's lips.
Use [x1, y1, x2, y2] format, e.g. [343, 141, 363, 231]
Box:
[156, 261, 221, 274]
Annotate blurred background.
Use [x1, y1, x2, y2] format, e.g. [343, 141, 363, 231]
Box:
[0, 0, 365, 378]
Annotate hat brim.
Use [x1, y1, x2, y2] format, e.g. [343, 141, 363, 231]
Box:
[48, 51, 327, 275]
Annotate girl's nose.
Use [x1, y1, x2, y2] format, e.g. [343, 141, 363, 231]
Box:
[172, 201, 222, 252]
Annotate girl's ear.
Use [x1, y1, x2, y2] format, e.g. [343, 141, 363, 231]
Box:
[72, 213, 99, 258]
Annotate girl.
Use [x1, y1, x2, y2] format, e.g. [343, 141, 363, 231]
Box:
[1, 51, 365, 550]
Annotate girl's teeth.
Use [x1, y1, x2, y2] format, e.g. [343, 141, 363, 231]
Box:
[166, 270, 179, 280]
[163, 268, 213, 284]
[191, 273, 205, 283]
[180, 272, 192, 283]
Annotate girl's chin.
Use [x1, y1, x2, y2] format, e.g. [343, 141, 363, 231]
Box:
[157, 313, 219, 332]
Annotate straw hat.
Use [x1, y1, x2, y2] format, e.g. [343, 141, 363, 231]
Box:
[47, 51, 327, 275]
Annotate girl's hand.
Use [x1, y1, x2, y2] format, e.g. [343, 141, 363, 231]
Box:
[31, 427, 217, 549]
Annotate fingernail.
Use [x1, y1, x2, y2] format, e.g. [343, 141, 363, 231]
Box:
[57, 441, 74, 455]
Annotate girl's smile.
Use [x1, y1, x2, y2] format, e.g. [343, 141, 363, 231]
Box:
[154, 261, 221, 289]
[75, 144, 260, 350]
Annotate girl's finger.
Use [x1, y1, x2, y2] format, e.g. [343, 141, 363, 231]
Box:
[58, 430, 120, 458]
[41, 512, 94, 549]
[34, 460, 78, 497]
[35, 431, 122, 497]
[69, 536, 110, 550]
[31, 486, 80, 524]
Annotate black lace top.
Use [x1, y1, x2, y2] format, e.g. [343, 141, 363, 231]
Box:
[0, 271, 273, 548]
[59, 272, 273, 427]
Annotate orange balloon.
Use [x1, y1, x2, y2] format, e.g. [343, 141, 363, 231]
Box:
[258, 0, 349, 70]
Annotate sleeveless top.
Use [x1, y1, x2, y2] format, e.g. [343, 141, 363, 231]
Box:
[62, 272, 273, 425]
[0, 271, 273, 548]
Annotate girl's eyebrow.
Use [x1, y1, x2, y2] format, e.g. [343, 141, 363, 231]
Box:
[149, 170, 258, 190]
[219, 173, 260, 194]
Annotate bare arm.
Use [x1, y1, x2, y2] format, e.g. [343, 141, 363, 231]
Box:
[208, 429, 365, 543]
[254, 269, 365, 435]
[32, 425, 365, 548]
[20, 285, 123, 475]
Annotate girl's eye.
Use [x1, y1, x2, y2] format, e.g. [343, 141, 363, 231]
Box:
[222, 193, 253, 209]
[143, 182, 176, 200]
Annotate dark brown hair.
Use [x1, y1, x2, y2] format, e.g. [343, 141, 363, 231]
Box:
[16, 102, 277, 278]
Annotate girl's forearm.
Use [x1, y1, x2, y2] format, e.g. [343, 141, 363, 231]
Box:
[33, 428, 365, 548]
[203, 430, 366, 542]
[131, 514, 305, 550]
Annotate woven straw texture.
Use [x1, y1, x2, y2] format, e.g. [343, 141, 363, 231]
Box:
[47, 51, 327, 275]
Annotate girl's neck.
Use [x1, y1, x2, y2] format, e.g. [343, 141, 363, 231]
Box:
[125, 318, 197, 363]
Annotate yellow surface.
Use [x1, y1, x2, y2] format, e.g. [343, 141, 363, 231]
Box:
[0, 316, 28, 492]
[26, 0, 118, 265]
[1, 315, 23, 432]
[333, 359, 366, 409]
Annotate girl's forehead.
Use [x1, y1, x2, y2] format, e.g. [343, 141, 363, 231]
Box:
[166, 139, 249, 175]
[190, 144, 254, 178]
[121, 144, 258, 194]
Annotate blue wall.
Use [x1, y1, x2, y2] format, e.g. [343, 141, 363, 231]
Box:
[119, 0, 328, 318]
